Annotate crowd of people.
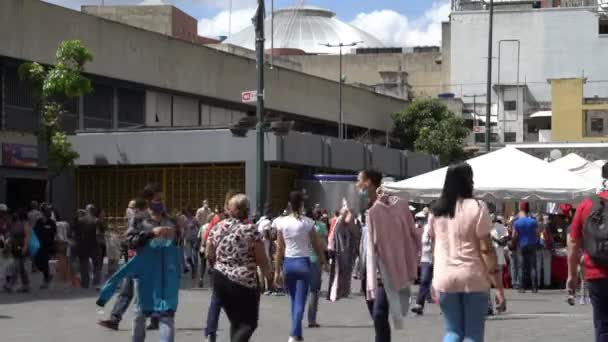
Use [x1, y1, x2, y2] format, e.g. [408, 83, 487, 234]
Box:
[1, 163, 608, 342]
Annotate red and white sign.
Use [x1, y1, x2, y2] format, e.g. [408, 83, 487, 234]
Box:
[241, 90, 257, 103]
[473, 126, 486, 134]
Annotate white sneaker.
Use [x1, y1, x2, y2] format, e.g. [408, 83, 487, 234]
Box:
[579, 297, 586, 305]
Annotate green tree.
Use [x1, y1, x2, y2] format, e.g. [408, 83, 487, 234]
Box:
[19, 40, 93, 196]
[392, 97, 469, 165]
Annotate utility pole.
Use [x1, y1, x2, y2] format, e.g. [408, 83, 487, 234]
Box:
[254, 0, 266, 215]
[320, 41, 363, 139]
[485, 0, 494, 152]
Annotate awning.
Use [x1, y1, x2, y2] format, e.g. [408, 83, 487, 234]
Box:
[530, 110, 552, 118]
[384, 147, 596, 202]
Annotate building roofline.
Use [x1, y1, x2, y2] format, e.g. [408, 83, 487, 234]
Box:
[452, 5, 598, 15]
[54, 1, 407, 105]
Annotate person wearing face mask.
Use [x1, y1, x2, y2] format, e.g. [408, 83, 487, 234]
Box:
[97, 184, 180, 342]
[99, 199, 146, 330]
[122, 183, 176, 341]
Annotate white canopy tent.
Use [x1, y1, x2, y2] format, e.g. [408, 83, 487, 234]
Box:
[551, 153, 602, 185]
[385, 147, 596, 202]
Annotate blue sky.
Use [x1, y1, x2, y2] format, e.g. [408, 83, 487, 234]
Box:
[43, 0, 451, 46]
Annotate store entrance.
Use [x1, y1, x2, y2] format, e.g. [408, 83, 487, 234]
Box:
[6, 178, 46, 210]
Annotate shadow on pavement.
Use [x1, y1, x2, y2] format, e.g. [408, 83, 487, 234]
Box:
[0, 287, 98, 305]
[0, 315, 13, 319]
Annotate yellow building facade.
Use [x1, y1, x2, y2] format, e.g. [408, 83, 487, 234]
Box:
[551, 78, 608, 142]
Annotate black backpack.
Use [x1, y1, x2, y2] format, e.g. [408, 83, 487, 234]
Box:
[583, 198, 608, 267]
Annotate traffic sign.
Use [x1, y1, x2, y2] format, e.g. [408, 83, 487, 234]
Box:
[473, 126, 486, 134]
[241, 90, 257, 103]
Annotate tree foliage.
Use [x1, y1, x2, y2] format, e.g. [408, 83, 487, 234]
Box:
[392, 98, 469, 165]
[19, 40, 93, 177]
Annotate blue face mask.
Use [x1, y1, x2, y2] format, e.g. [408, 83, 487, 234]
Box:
[149, 201, 165, 214]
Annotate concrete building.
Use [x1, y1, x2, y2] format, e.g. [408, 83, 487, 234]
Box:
[0, 0, 437, 219]
[551, 78, 608, 142]
[449, 0, 608, 144]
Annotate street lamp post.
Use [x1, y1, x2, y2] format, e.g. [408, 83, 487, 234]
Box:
[485, 0, 494, 152]
[320, 41, 363, 139]
[254, 0, 266, 215]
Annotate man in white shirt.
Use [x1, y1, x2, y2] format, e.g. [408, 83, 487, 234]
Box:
[195, 200, 211, 228]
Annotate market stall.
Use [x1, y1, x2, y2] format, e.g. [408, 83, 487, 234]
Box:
[551, 153, 602, 185]
[385, 147, 597, 288]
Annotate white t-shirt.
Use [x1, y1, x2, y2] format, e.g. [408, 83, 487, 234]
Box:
[257, 216, 272, 258]
[278, 215, 314, 258]
[491, 223, 508, 266]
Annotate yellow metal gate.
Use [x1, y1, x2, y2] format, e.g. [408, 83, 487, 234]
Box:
[77, 164, 245, 220]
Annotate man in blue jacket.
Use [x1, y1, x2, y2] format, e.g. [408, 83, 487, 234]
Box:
[97, 183, 179, 342]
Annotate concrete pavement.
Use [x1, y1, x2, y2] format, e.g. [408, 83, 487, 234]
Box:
[0, 276, 594, 342]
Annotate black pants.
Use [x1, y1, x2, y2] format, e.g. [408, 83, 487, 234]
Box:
[34, 250, 52, 283]
[79, 249, 101, 289]
[213, 271, 260, 342]
[366, 285, 391, 342]
[519, 245, 537, 291]
[589, 278, 608, 342]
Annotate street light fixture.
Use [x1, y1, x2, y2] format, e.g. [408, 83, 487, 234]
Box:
[320, 41, 364, 140]
[231, 0, 294, 214]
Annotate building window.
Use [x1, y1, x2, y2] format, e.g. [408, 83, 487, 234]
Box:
[504, 100, 517, 112]
[118, 88, 145, 128]
[84, 83, 113, 129]
[474, 133, 499, 143]
[4, 66, 38, 132]
[504, 132, 517, 142]
[600, 17, 608, 35]
[586, 110, 608, 137]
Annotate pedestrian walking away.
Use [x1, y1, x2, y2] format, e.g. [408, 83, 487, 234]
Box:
[275, 191, 327, 342]
[568, 162, 608, 342]
[206, 193, 272, 342]
[429, 163, 506, 342]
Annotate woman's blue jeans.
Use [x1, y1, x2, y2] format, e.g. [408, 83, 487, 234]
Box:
[284, 257, 312, 339]
[438, 292, 489, 342]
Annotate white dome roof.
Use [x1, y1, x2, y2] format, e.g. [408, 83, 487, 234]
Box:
[223, 6, 384, 54]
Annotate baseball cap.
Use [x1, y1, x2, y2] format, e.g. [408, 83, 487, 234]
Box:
[0, 204, 7, 212]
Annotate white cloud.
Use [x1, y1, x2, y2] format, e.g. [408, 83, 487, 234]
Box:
[197, 7, 255, 38]
[350, 1, 450, 47]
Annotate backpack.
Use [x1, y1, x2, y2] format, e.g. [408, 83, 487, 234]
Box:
[583, 198, 608, 267]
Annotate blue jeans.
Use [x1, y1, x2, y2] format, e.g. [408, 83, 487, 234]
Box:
[588, 278, 608, 342]
[111, 277, 134, 323]
[132, 307, 174, 342]
[366, 285, 391, 342]
[439, 292, 488, 342]
[307, 261, 322, 324]
[416, 262, 433, 308]
[284, 257, 311, 339]
[519, 245, 537, 291]
[205, 285, 222, 337]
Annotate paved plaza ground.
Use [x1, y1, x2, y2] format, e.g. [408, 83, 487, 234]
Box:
[0, 274, 595, 342]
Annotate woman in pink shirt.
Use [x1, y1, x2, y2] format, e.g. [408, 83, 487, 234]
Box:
[429, 163, 506, 342]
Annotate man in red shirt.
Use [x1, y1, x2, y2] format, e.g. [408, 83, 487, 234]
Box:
[568, 163, 608, 342]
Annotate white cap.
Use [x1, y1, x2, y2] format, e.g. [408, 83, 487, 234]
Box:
[0, 204, 8, 212]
